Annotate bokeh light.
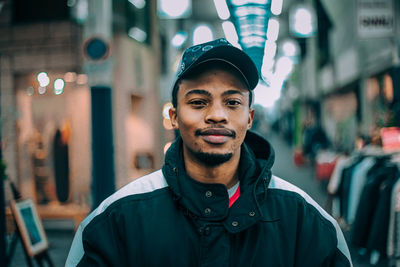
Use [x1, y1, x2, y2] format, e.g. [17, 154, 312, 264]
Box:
[193, 24, 213, 45]
[171, 32, 187, 48]
[54, 78, 65, 95]
[26, 86, 34, 96]
[37, 72, 50, 87]
[38, 86, 46, 95]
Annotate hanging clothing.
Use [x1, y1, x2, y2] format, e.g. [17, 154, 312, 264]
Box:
[328, 155, 356, 195]
[365, 166, 399, 255]
[351, 161, 396, 248]
[347, 157, 376, 224]
[388, 178, 400, 261]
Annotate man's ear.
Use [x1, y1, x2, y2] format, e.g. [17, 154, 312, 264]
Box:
[169, 107, 179, 129]
[247, 108, 255, 130]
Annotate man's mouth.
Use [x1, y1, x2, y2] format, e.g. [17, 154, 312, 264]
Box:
[196, 128, 236, 144]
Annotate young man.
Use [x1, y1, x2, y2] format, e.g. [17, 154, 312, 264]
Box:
[66, 38, 352, 266]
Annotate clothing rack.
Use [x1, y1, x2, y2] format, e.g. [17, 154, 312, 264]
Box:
[327, 147, 400, 266]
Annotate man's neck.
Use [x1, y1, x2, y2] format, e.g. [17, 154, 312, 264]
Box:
[183, 149, 241, 189]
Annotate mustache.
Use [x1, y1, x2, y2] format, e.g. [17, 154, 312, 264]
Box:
[195, 126, 236, 138]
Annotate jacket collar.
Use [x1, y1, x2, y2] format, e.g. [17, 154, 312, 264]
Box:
[162, 130, 275, 231]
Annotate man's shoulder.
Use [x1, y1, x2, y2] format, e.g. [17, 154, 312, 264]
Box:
[103, 170, 167, 205]
[268, 175, 311, 201]
[267, 175, 351, 264]
[267, 175, 337, 227]
[81, 170, 168, 226]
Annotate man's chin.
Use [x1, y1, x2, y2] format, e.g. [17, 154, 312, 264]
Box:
[194, 151, 233, 167]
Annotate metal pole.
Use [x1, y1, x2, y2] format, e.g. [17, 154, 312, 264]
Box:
[84, 0, 115, 209]
[0, 52, 7, 266]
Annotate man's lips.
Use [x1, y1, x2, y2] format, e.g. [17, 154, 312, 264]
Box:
[199, 128, 235, 136]
[196, 128, 236, 144]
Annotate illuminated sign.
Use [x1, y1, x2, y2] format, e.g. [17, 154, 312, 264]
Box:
[357, 0, 394, 38]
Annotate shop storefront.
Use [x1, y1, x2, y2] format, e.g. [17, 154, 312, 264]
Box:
[361, 68, 398, 143]
[12, 71, 92, 225]
[321, 81, 360, 153]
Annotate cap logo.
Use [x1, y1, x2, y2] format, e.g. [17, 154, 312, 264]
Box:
[190, 45, 202, 52]
[177, 62, 185, 75]
[202, 45, 213, 52]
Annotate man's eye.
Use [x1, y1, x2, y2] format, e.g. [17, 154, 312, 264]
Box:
[226, 100, 241, 106]
[189, 100, 207, 107]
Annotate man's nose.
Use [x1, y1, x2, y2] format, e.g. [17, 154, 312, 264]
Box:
[205, 103, 228, 124]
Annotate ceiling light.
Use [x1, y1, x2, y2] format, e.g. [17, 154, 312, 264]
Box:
[193, 24, 214, 45]
[128, 27, 147, 42]
[271, 0, 283, 15]
[281, 39, 298, 57]
[222, 21, 239, 44]
[289, 4, 317, 37]
[264, 40, 277, 58]
[171, 32, 187, 48]
[231, 0, 268, 6]
[266, 18, 280, 41]
[213, 0, 230, 20]
[158, 0, 191, 19]
[235, 6, 266, 17]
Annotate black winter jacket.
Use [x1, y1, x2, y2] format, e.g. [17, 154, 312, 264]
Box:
[66, 131, 352, 266]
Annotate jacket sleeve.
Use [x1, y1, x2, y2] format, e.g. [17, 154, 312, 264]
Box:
[323, 248, 353, 267]
[65, 223, 88, 266]
[295, 198, 353, 267]
[65, 209, 128, 267]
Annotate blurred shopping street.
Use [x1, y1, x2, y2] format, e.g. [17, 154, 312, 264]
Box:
[0, 0, 399, 266]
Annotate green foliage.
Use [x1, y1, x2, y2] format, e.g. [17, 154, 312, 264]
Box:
[0, 159, 7, 181]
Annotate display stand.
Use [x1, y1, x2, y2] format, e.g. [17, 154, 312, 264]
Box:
[6, 181, 54, 267]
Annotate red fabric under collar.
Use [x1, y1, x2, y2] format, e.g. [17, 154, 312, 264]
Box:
[229, 185, 240, 208]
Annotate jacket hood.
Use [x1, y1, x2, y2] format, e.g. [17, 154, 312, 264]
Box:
[243, 130, 275, 169]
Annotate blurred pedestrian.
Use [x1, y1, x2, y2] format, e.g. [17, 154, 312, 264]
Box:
[66, 38, 352, 266]
[302, 122, 329, 163]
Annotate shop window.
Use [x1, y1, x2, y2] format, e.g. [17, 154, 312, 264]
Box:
[130, 94, 143, 114]
[383, 74, 394, 104]
[160, 34, 168, 74]
[366, 74, 396, 129]
[314, 0, 332, 67]
[366, 77, 380, 102]
[113, 0, 151, 44]
[133, 152, 154, 170]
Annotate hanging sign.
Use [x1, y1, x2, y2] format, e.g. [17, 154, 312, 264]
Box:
[381, 127, 400, 152]
[357, 0, 394, 38]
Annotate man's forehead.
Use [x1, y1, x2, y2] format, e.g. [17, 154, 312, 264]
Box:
[181, 87, 249, 98]
[180, 62, 250, 89]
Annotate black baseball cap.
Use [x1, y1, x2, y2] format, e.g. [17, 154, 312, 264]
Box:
[172, 38, 259, 95]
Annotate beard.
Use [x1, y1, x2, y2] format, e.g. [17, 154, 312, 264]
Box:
[192, 150, 233, 167]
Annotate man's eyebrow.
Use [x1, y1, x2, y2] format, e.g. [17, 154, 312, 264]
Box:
[221, 89, 246, 97]
[185, 89, 212, 98]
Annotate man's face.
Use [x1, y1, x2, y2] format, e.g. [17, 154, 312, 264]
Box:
[169, 66, 254, 166]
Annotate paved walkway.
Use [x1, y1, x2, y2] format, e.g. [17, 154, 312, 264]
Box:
[269, 133, 328, 206]
[8, 228, 74, 267]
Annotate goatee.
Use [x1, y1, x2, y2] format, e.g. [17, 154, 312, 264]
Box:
[193, 151, 233, 167]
